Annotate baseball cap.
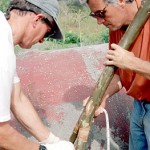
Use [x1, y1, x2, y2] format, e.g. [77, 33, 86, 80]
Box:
[26, 0, 63, 39]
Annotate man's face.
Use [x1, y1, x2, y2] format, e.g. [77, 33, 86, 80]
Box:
[19, 13, 51, 49]
[88, 0, 127, 31]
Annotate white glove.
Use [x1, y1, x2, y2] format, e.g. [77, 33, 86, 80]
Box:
[39, 132, 60, 144]
[41, 141, 75, 150]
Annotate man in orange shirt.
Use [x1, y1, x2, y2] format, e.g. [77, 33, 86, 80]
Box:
[83, 0, 150, 149]
[0, 0, 75, 149]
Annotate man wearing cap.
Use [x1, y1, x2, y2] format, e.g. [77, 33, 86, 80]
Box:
[0, 0, 75, 149]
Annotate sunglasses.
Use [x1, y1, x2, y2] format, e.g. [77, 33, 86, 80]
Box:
[89, 3, 108, 18]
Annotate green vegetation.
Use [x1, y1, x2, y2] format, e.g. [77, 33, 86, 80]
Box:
[0, 0, 10, 12]
[0, 0, 109, 51]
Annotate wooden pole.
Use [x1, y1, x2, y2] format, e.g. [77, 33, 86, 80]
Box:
[70, 0, 150, 149]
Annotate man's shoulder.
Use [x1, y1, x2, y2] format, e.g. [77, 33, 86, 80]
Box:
[0, 11, 11, 35]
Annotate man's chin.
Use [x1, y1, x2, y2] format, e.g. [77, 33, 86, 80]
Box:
[109, 25, 128, 32]
[108, 27, 119, 31]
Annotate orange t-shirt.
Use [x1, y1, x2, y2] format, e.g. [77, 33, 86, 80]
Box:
[109, 0, 150, 101]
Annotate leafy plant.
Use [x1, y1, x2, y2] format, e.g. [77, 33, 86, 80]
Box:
[0, 0, 10, 12]
[64, 32, 80, 44]
[100, 28, 109, 43]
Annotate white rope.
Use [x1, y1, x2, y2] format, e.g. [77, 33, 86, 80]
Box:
[102, 108, 110, 150]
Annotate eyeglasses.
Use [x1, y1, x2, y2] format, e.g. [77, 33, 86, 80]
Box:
[89, 3, 108, 18]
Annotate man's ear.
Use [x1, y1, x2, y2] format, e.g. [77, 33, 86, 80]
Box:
[33, 14, 45, 28]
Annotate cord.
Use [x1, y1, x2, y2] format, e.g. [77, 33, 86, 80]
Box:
[102, 108, 110, 150]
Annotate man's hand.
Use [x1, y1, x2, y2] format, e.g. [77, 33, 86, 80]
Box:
[104, 44, 135, 69]
[39, 132, 60, 144]
[40, 133, 75, 150]
[41, 141, 75, 150]
[83, 95, 109, 117]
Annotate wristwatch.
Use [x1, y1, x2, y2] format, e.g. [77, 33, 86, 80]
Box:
[39, 145, 47, 150]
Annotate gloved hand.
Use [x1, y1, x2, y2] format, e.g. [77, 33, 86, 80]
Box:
[40, 141, 75, 150]
[39, 132, 60, 144]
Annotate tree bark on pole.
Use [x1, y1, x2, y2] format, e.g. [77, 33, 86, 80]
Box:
[69, 0, 150, 149]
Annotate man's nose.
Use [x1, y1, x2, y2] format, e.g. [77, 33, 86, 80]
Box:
[39, 38, 44, 43]
[97, 18, 105, 25]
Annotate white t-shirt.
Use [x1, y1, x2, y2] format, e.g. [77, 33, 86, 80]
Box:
[0, 11, 20, 122]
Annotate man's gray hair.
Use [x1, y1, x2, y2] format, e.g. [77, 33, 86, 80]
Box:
[79, 0, 134, 4]
[103, 0, 134, 3]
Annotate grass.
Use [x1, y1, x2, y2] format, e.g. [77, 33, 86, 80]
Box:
[43, 2, 109, 50]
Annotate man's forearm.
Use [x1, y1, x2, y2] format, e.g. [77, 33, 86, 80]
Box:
[11, 83, 49, 142]
[103, 74, 123, 99]
[129, 56, 150, 79]
[0, 122, 39, 150]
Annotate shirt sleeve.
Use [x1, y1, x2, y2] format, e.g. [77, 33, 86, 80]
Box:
[0, 12, 17, 122]
[0, 68, 12, 122]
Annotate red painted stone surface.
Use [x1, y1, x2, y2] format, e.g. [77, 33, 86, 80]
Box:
[11, 44, 133, 150]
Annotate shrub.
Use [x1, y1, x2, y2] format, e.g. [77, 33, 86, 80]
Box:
[0, 0, 10, 12]
[100, 28, 109, 43]
[64, 32, 80, 44]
